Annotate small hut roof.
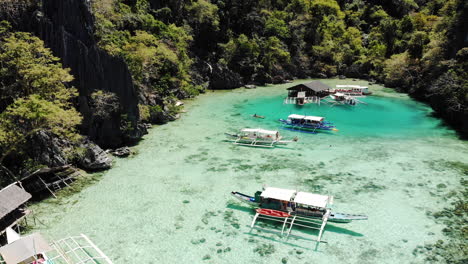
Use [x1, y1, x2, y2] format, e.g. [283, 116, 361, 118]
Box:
[287, 81, 331, 92]
[0, 184, 32, 219]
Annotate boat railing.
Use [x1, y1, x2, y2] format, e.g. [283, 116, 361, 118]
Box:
[47, 234, 113, 264]
[250, 208, 330, 245]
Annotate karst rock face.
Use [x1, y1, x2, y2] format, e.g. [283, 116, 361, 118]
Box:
[36, 0, 143, 148]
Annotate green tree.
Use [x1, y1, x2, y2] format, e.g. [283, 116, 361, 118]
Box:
[0, 95, 82, 163]
[0, 32, 75, 110]
[0, 27, 82, 180]
[261, 36, 290, 71]
[407, 31, 429, 58]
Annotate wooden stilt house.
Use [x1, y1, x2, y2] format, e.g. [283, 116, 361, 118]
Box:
[284, 81, 331, 105]
[19, 165, 80, 198]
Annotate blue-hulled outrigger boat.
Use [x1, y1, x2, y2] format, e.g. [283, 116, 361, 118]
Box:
[231, 187, 367, 244]
[279, 114, 338, 133]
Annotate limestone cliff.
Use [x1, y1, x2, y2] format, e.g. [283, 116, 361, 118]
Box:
[36, 0, 144, 148]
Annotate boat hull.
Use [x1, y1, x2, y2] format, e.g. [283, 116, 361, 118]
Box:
[225, 133, 292, 147]
[279, 119, 336, 131]
[231, 191, 367, 223]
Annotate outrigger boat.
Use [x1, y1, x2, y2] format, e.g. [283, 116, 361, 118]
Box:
[279, 114, 338, 133]
[333, 85, 371, 96]
[225, 128, 297, 148]
[329, 92, 359, 105]
[231, 187, 367, 243]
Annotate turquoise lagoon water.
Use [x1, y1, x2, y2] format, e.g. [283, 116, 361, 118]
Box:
[29, 79, 467, 263]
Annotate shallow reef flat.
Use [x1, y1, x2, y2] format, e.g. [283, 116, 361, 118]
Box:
[29, 80, 467, 263]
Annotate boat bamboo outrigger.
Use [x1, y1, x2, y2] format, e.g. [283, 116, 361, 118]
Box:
[231, 187, 367, 244]
[225, 128, 297, 148]
[279, 114, 338, 133]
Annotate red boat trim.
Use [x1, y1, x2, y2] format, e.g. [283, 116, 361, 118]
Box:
[256, 208, 291, 218]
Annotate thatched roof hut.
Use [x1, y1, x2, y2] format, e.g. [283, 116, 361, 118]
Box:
[0, 185, 31, 221]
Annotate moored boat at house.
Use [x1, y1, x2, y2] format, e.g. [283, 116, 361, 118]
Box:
[333, 85, 371, 96]
[329, 92, 358, 105]
[279, 114, 337, 133]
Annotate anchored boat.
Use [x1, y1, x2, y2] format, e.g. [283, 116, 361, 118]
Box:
[279, 114, 338, 133]
[225, 128, 297, 148]
[231, 187, 367, 244]
[329, 92, 359, 105]
[333, 85, 371, 96]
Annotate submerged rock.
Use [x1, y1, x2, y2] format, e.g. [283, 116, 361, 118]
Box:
[111, 147, 131, 157]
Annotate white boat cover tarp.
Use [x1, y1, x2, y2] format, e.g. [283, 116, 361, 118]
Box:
[240, 128, 277, 135]
[303, 116, 323, 122]
[261, 187, 296, 201]
[288, 114, 323, 121]
[336, 85, 368, 89]
[288, 114, 306, 119]
[0, 233, 52, 264]
[294, 192, 330, 208]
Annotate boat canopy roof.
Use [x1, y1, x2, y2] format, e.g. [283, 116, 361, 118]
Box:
[240, 128, 278, 135]
[334, 92, 345, 96]
[0, 233, 52, 264]
[294, 192, 331, 208]
[261, 187, 296, 201]
[336, 85, 368, 89]
[304, 116, 324, 122]
[260, 187, 333, 208]
[288, 114, 324, 122]
[288, 114, 305, 119]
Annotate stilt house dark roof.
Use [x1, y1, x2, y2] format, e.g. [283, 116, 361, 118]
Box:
[0, 184, 31, 220]
[287, 81, 331, 92]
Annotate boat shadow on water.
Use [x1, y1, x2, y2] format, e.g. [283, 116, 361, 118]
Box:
[221, 140, 296, 149]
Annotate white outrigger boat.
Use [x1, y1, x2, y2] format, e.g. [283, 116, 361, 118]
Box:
[231, 187, 367, 244]
[225, 128, 297, 148]
[329, 92, 360, 105]
[279, 114, 338, 133]
[333, 85, 371, 96]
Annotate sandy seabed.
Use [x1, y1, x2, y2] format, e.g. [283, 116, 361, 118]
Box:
[30, 79, 467, 264]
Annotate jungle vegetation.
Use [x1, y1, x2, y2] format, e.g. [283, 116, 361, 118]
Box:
[91, 0, 467, 131]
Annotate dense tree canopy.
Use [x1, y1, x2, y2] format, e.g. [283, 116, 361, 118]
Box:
[87, 0, 467, 133]
[0, 23, 81, 168]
